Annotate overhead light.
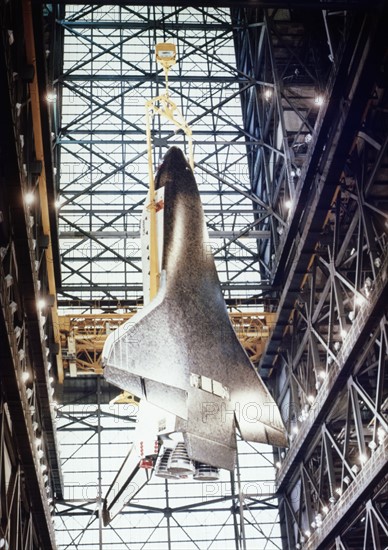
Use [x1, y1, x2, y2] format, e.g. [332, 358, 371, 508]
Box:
[318, 370, 326, 380]
[275, 461, 281, 469]
[340, 329, 347, 339]
[37, 449, 44, 459]
[24, 192, 34, 205]
[314, 94, 324, 106]
[368, 440, 377, 450]
[307, 395, 315, 404]
[377, 427, 387, 443]
[21, 371, 30, 383]
[47, 92, 57, 103]
[364, 277, 373, 290]
[343, 476, 351, 485]
[284, 199, 292, 210]
[40, 464, 47, 473]
[322, 505, 329, 514]
[37, 299, 46, 309]
[26, 388, 33, 400]
[359, 453, 367, 464]
[264, 88, 272, 100]
[351, 464, 360, 474]
[355, 294, 366, 306]
[335, 487, 342, 496]
[35, 438, 42, 448]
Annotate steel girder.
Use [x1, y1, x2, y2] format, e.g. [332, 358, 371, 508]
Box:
[254, 6, 388, 372]
[241, 6, 388, 549]
[232, 6, 332, 287]
[0, 0, 64, 545]
[0, 403, 40, 549]
[46, 0, 384, 9]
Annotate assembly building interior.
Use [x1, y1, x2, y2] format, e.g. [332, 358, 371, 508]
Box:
[1, 0, 388, 548]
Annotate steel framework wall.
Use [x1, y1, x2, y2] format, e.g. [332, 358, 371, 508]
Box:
[0, 0, 63, 547]
[230, 5, 388, 550]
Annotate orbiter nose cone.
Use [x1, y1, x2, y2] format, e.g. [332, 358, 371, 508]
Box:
[155, 146, 193, 189]
[162, 146, 187, 163]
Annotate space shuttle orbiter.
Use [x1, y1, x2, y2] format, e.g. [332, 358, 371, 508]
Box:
[102, 146, 287, 524]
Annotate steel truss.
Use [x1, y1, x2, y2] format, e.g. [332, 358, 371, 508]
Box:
[232, 6, 332, 283]
[0, 400, 40, 549]
[56, 4, 277, 308]
[230, 4, 388, 550]
[0, 0, 64, 546]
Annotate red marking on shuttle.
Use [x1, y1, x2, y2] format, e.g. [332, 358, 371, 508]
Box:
[155, 200, 164, 212]
[139, 458, 153, 469]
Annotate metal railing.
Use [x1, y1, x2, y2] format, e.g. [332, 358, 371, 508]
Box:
[305, 435, 388, 549]
[276, 249, 388, 489]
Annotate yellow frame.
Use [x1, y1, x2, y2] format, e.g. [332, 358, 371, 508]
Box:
[145, 43, 194, 299]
